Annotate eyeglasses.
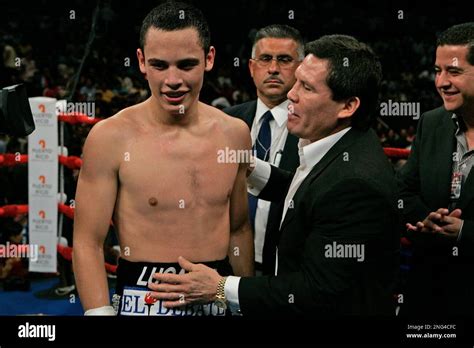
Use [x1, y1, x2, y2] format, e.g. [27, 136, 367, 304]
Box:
[251, 55, 298, 67]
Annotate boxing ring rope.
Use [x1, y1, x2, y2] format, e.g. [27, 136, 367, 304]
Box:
[1, 147, 412, 169]
[0, 154, 83, 169]
[0, 203, 117, 273]
[382, 147, 411, 159]
[0, 113, 116, 272]
[57, 112, 102, 125]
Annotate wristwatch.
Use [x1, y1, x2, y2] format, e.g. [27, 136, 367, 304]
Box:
[214, 276, 228, 310]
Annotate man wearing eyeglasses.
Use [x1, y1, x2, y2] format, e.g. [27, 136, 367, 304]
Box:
[224, 25, 302, 275]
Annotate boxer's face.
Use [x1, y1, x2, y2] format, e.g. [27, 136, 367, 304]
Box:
[249, 38, 300, 107]
[287, 55, 353, 143]
[435, 45, 474, 115]
[137, 27, 215, 116]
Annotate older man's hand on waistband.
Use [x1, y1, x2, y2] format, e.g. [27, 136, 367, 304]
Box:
[148, 256, 222, 308]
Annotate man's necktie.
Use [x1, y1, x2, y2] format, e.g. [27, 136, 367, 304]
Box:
[249, 110, 273, 228]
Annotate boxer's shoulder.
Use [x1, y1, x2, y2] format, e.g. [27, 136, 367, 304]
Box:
[83, 105, 140, 165]
[201, 103, 251, 148]
[90, 103, 143, 139]
[85, 115, 126, 149]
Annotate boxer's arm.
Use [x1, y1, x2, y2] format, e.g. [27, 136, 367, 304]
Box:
[228, 121, 254, 277]
[73, 120, 119, 313]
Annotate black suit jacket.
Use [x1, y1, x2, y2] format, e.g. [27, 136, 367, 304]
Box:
[238, 127, 400, 317]
[397, 106, 474, 316]
[224, 101, 299, 274]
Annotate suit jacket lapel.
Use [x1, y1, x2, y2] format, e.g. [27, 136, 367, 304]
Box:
[458, 171, 474, 210]
[434, 114, 456, 208]
[279, 128, 362, 231]
[279, 133, 299, 170]
[452, 117, 474, 209]
[242, 101, 257, 129]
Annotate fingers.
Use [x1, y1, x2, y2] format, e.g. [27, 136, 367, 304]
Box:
[427, 211, 443, 223]
[435, 208, 449, 215]
[148, 282, 185, 293]
[149, 292, 203, 308]
[161, 300, 189, 309]
[149, 292, 189, 308]
[152, 272, 183, 284]
[422, 216, 443, 232]
[441, 215, 457, 225]
[449, 208, 462, 218]
[407, 220, 440, 233]
[150, 291, 184, 301]
[408, 209, 462, 237]
[178, 256, 196, 272]
[439, 217, 462, 235]
[406, 222, 428, 233]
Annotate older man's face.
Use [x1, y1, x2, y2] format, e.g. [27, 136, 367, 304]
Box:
[286, 54, 347, 143]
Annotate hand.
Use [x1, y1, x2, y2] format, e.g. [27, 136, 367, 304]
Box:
[406, 208, 448, 233]
[436, 209, 463, 239]
[148, 256, 223, 309]
[406, 208, 463, 238]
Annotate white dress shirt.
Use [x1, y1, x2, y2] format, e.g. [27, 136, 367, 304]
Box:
[251, 98, 289, 263]
[226, 127, 352, 314]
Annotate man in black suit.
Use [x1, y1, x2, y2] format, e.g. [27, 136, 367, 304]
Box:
[398, 22, 474, 317]
[224, 25, 301, 275]
[149, 35, 400, 317]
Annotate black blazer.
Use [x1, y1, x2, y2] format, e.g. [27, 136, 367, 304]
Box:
[224, 101, 299, 274]
[238, 127, 400, 317]
[397, 106, 474, 316]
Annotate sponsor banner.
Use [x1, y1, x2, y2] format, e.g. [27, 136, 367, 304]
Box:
[28, 97, 58, 273]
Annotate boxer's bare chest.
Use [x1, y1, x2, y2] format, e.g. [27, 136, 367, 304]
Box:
[117, 125, 238, 211]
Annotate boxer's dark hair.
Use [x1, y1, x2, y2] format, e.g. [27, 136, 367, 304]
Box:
[437, 22, 474, 65]
[304, 35, 382, 130]
[140, 1, 210, 53]
[252, 24, 304, 60]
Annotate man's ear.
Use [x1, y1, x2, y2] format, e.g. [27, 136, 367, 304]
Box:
[337, 96, 360, 120]
[248, 58, 255, 79]
[137, 48, 147, 77]
[205, 46, 216, 72]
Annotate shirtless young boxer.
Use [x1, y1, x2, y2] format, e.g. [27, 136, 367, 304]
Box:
[72, 2, 254, 316]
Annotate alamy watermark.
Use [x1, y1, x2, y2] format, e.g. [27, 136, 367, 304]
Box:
[18, 322, 55, 341]
[217, 147, 256, 167]
[380, 99, 420, 120]
[57, 101, 95, 118]
[324, 241, 365, 262]
[0, 242, 40, 262]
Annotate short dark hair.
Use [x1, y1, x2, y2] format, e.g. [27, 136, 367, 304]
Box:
[139, 1, 211, 53]
[304, 35, 382, 130]
[252, 24, 304, 60]
[437, 22, 474, 65]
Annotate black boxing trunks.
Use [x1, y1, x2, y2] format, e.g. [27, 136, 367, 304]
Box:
[113, 257, 233, 316]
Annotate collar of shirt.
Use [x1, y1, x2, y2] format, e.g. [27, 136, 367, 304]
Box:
[255, 98, 289, 128]
[452, 113, 466, 136]
[452, 113, 468, 153]
[297, 127, 352, 170]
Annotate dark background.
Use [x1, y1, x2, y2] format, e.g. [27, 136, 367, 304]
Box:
[2, 0, 473, 123]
